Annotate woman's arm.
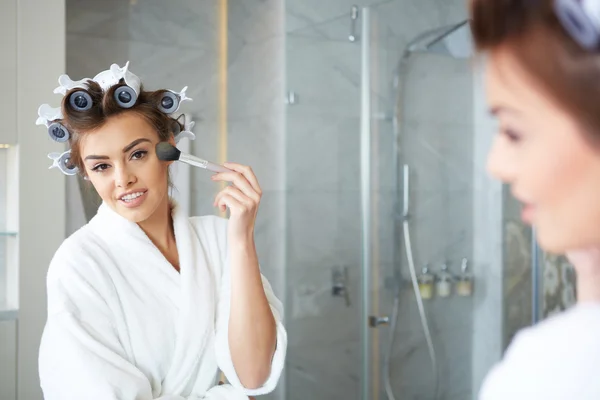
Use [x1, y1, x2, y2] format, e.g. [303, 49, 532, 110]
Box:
[212, 163, 278, 389]
[228, 238, 277, 388]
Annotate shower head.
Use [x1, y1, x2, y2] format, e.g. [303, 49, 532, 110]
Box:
[406, 20, 472, 59]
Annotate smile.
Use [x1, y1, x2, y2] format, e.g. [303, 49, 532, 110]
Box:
[117, 190, 148, 208]
[120, 191, 146, 202]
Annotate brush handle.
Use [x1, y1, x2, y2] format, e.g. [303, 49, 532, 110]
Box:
[205, 161, 231, 173]
[179, 153, 232, 173]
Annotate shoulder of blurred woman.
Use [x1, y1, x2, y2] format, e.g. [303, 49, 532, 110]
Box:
[480, 304, 600, 399]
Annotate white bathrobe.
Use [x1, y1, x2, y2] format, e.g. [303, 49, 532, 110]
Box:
[479, 303, 600, 399]
[39, 202, 287, 400]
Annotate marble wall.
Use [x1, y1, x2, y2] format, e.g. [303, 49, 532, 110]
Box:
[542, 254, 577, 317]
[391, 53, 474, 400]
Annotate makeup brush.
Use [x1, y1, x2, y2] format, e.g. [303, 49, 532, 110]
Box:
[155, 142, 231, 173]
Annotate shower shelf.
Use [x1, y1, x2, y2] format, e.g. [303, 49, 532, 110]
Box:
[0, 288, 17, 321]
[0, 307, 17, 321]
[0, 233, 18, 321]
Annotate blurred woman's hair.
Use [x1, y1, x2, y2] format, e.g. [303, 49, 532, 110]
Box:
[470, 0, 600, 140]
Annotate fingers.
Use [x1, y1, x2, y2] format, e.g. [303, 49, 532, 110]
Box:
[225, 162, 262, 194]
[213, 186, 252, 210]
[212, 162, 262, 198]
[214, 190, 254, 214]
[211, 171, 259, 201]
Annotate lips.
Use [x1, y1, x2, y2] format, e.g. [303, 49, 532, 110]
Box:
[118, 189, 147, 201]
[117, 189, 148, 209]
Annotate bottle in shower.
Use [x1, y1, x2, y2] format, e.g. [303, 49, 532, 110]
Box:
[418, 265, 435, 300]
[456, 257, 473, 296]
[436, 263, 453, 298]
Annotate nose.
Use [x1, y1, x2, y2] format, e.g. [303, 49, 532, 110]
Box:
[486, 136, 517, 184]
[114, 164, 137, 188]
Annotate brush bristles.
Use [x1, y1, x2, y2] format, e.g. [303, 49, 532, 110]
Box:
[155, 142, 181, 161]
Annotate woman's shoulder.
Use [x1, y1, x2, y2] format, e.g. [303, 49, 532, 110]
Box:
[481, 304, 600, 399]
[48, 224, 110, 284]
[54, 222, 104, 258]
[509, 304, 600, 352]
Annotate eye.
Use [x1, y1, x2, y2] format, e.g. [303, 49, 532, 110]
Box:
[91, 163, 110, 173]
[131, 150, 147, 160]
[500, 128, 522, 143]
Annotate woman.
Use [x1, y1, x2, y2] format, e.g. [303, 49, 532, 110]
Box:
[36, 63, 286, 400]
[471, 0, 600, 398]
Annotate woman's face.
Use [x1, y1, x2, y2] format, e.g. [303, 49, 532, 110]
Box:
[486, 48, 600, 253]
[79, 112, 172, 223]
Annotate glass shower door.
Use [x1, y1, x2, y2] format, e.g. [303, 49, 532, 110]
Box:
[284, 7, 364, 400]
[359, 3, 501, 400]
[358, 6, 398, 400]
[283, 4, 421, 399]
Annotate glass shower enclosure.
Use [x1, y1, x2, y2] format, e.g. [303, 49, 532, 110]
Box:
[284, 2, 553, 399]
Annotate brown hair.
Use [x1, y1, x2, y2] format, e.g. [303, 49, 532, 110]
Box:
[59, 80, 183, 175]
[470, 0, 600, 138]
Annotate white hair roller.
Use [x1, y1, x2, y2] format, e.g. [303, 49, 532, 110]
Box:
[38, 62, 197, 176]
[555, 0, 600, 50]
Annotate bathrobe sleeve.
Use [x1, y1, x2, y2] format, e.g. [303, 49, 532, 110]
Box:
[39, 240, 240, 400]
[207, 217, 287, 396]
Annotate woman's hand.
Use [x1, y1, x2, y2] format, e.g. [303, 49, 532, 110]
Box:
[211, 162, 262, 244]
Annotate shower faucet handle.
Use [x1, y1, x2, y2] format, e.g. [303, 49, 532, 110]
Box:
[460, 257, 469, 272]
[369, 315, 390, 327]
[332, 266, 351, 306]
[349, 5, 359, 42]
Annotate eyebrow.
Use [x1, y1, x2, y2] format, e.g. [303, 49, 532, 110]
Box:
[489, 106, 520, 117]
[84, 138, 151, 161]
